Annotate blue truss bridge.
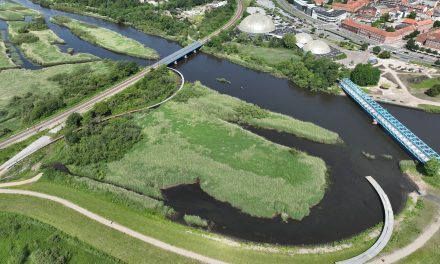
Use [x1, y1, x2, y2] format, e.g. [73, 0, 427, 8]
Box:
[339, 78, 440, 164]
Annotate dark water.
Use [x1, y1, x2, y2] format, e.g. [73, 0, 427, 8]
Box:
[7, 0, 440, 245]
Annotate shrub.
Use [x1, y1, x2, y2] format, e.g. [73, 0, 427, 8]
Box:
[425, 84, 440, 97]
[183, 215, 208, 228]
[378, 51, 391, 59]
[65, 113, 83, 129]
[234, 103, 269, 120]
[424, 158, 440, 176]
[12, 33, 39, 45]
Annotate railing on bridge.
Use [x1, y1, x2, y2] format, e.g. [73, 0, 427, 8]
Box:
[339, 78, 440, 164]
[156, 41, 203, 66]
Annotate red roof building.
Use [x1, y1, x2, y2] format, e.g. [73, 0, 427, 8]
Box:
[341, 19, 415, 43]
[333, 0, 370, 13]
[416, 28, 440, 50]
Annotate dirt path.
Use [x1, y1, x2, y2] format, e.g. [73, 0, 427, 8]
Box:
[0, 186, 226, 264]
[368, 209, 440, 264]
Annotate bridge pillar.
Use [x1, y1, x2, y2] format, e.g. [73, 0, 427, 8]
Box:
[193, 50, 197, 54]
[184, 55, 188, 59]
[372, 119, 378, 125]
[174, 61, 177, 65]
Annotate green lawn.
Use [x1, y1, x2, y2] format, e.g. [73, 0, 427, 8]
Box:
[0, 194, 197, 264]
[0, 2, 41, 21]
[237, 43, 300, 65]
[399, 229, 440, 264]
[0, 211, 120, 263]
[11, 180, 376, 264]
[8, 21, 98, 66]
[51, 16, 159, 59]
[0, 38, 17, 70]
[418, 104, 440, 113]
[410, 77, 440, 89]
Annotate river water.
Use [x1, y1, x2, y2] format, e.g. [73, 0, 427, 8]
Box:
[7, 0, 440, 245]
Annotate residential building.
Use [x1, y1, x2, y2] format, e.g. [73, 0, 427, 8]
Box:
[416, 28, 440, 50]
[333, 0, 370, 13]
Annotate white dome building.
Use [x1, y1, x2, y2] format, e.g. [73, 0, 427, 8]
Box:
[295, 32, 313, 48]
[238, 13, 275, 34]
[303, 40, 331, 55]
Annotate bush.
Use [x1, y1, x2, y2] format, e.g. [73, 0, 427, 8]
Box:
[425, 84, 440, 97]
[234, 103, 269, 120]
[378, 51, 391, 59]
[65, 113, 83, 129]
[424, 158, 440, 177]
[350, 63, 381, 86]
[12, 33, 39, 45]
[372, 46, 381, 54]
[183, 215, 208, 228]
[282, 33, 296, 49]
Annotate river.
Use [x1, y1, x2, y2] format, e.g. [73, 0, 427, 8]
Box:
[6, 0, 440, 245]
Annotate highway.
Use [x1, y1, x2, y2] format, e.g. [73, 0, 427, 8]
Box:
[0, 0, 243, 150]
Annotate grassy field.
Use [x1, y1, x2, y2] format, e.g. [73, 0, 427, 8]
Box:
[236, 43, 300, 65]
[0, 194, 197, 264]
[418, 104, 440, 113]
[9, 180, 377, 264]
[0, 2, 40, 21]
[399, 228, 440, 264]
[0, 61, 112, 137]
[46, 82, 340, 220]
[410, 77, 440, 89]
[0, 37, 17, 70]
[0, 211, 120, 263]
[8, 20, 98, 66]
[51, 16, 159, 59]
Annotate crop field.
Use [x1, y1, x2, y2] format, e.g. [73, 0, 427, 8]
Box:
[0, 38, 17, 69]
[0, 211, 119, 263]
[62, 82, 336, 220]
[8, 20, 98, 66]
[51, 16, 159, 59]
[0, 2, 40, 21]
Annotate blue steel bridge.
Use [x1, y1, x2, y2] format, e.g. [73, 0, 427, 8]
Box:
[339, 78, 440, 164]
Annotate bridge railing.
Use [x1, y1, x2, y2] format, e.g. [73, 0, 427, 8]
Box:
[340, 78, 440, 163]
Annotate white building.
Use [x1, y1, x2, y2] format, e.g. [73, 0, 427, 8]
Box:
[312, 8, 347, 23]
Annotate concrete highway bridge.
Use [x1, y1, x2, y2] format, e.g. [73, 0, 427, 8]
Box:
[156, 41, 204, 66]
[339, 78, 440, 164]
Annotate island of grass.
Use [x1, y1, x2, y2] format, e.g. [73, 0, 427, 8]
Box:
[0, 2, 41, 21]
[7, 19, 98, 66]
[33, 68, 340, 220]
[0, 36, 18, 70]
[0, 212, 120, 263]
[51, 16, 159, 60]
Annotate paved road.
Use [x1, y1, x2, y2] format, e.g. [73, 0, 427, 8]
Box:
[0, 0, 243, 150]
[336, 176, 394, 264]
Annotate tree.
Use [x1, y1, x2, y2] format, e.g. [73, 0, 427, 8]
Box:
[425, 84, 440, 97]
[407, 11, 417, 19]
[435, 59, 440, 66]
[360, 43, 369, 51]
[372, 46, 381, 54]
[385, 26, 395, 32]
[93, 102, 111, 117]
[406, 38, 419, 51]
[434, 21, 440, 28]
[350, 64, 381, 86]
[424, 158, 440, 176]
[378, 51, 391, 59]
[282, 33, 297, 49]
[65, 112, 83, 129]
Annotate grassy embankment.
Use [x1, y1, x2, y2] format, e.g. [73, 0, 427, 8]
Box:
[7, 20, 98, 66]
[0, 36, 17, 70]
[0, 2, 40, 21]
[0, 211, 121, 263]
[0, 61, 110, 135]
[51, 16, 159, 60]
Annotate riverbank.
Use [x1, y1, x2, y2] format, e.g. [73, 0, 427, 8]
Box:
[0, 37, 17, 69]
[51, 16, 159, 60]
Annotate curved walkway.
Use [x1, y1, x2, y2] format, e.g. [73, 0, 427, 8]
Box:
[0, 188, 226, 264]
[0, 173, 42, 188]
[336, 176, 394, 264]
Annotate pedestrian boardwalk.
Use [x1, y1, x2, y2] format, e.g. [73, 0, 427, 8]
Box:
[336, 176, 394, 264]
[339, 78, 440, 163]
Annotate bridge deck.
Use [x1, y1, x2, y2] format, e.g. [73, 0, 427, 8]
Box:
[339, 78, 440, 163]
[336, 176, 394, 264]
[157, 41, 203, 66]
